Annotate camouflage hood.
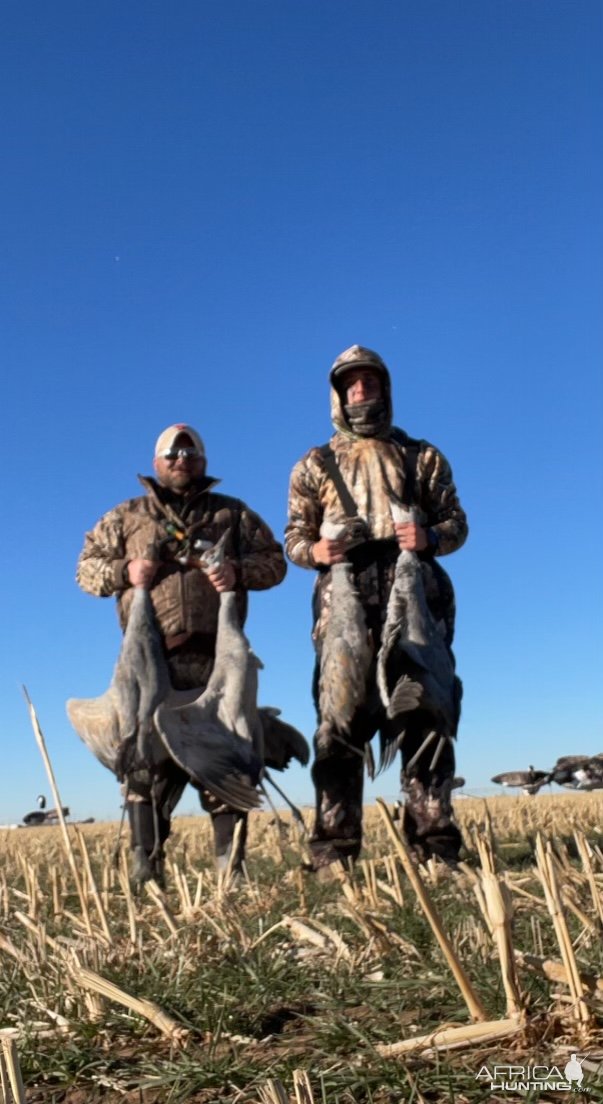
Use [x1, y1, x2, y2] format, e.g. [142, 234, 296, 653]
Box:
[329, 345, 393, 439]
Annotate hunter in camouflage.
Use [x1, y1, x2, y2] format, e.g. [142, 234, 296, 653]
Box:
[286, 345, 468, 868]
[77, 423, 286, 883]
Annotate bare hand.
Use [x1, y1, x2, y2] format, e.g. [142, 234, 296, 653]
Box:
[393, 522, 428, 552]
[311, 537, 349, 566]
[205, 561, 236, 592]
[127, 558, 158, 588]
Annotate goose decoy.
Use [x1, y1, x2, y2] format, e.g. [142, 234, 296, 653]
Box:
[491, 766, 551, 796]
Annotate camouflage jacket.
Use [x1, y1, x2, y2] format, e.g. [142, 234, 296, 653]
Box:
[285, 368, 468, 643]
[77, 475, 286, 639]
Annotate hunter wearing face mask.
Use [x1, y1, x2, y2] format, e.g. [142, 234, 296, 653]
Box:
[286, 345, 468, 871]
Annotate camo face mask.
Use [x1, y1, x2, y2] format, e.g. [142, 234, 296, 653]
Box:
[344, 398, 388, 437]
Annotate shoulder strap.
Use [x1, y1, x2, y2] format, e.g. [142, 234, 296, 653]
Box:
[319, 433, 422, 515]
[390, 428, 421, 508]
[318, 444, 358, 519]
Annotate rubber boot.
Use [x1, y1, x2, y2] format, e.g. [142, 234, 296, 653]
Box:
[127, 801, 167, 889]
[212, 811, 248, 877]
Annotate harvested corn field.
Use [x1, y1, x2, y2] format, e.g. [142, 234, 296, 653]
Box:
[1, 793, 603, 1103]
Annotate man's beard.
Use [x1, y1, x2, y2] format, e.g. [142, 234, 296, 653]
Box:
[344, 398, 388, 437]
[159, 470, 199, 496]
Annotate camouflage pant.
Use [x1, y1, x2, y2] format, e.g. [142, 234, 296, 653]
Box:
[310, 701, 461, 867]
[310, 557, 462, 867]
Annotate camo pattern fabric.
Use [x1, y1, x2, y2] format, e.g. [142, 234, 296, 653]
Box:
[309, 690, 462, 865]
[287, 354, 468, 866]
[285, 363, 467, 642]
[401, 775, 463, 864]
[77, 475, 286, 639]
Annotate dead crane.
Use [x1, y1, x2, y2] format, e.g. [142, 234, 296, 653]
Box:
[315, 520, 372, 753]
[68, 535, 263, 810]
[67, 578, 170, 776]
[69, 530, 308, 815]
[155, 532, 264, 809]
[375, 503, 458, 774]
[155, 531, 310, 809]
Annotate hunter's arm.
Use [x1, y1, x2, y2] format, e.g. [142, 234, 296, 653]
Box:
[417, 444, 468, 556]
[285, 454, 323, 569]
[236, 504, 287, 591]
[76, 505, 130, 596]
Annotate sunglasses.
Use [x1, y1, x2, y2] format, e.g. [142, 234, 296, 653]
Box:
[158, 448, 202, 461]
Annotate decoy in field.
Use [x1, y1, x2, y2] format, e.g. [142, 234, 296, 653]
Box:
[492, 754, 603, 795]
[491, 766, 550, 796]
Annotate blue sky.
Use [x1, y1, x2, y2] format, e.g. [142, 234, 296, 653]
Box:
[1, 0, 601, 825]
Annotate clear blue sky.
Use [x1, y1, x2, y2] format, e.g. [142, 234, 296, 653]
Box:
[1, 1, 601, 824]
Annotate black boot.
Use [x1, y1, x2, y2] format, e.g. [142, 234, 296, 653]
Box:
[401, 777, 462, 866]
[212, 811, 248, 875]
[127, 801, 167, 888]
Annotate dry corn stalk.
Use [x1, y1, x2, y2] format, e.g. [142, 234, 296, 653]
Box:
[361, 859, 380, 908]
[559, 884, 597, 934]
[294, 866, 307, 915]
[14, 910, 61, 954]
[330, 866, 363, 908]
[574, 831, 603, 926]
[0, 1046, 9, 1104]
[506, 879, 546, 908]
[383, 854, 404, 906]
[516, 952, 603, 995]
[257, 1081, 289, 1104]
[144, 881, 179, 936]
[250, 914, 351, 962]
[480, 873, 523, 1015]
[530, 914, 544, 957]
[474, 829, 523, 1017]
[0, 874, 8, 920]
[71, 965, 189, 1042]
[51, 866, 63, 918]
[22, 687, 94, 937]
[375, 1015, 522, 1058]
[376, 799, 487, 1022]
[0, 935, 24, 966]
[218, 818, 245, 894]
[170, 863, 193, 917]
[117, 849, 138, 946]
[534, 834, 591, 1026]
[292, 1069, 316, 1104]
[193, 871, 205, 909]
[470, 880, 495, 939]
[0, 1032, 26, 1104]
[190, 903, 237, 945]
[282, 916, 352, 962]
[73, 827, 112, 941]
[340, 903, 420, 958]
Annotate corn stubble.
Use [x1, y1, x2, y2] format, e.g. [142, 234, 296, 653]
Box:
[0, 792, 602, 1103]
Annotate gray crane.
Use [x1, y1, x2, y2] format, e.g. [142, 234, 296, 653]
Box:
[375, 503, 458, 774]
[315, 520, 372, 753]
